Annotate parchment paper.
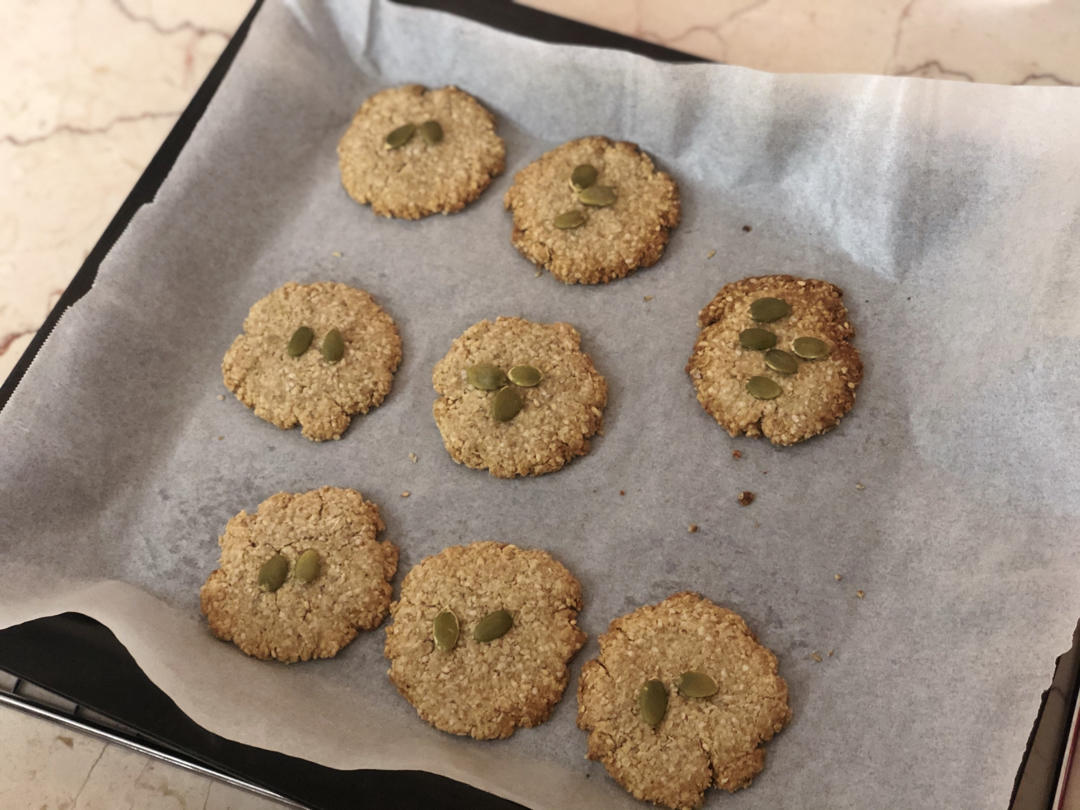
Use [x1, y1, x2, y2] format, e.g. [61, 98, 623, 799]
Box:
[3, 0, 1080, 806]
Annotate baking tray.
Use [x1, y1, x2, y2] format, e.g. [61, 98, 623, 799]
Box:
[0, 2, 693, 808]
[1, 1, 1077, 807]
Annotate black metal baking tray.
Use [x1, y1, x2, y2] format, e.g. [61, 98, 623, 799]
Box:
[1, 2, 1074, 807]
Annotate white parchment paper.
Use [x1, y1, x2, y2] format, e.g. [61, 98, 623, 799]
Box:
[3, 1, 1080, 806]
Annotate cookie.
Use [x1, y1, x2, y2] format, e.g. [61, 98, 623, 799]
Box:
[686, 275, 863, 445]
[577, 592, 791, 809]
[222, 281, 402, 442]
[337, 84, 505, 219]
[504, 136, 680, 284]
[200, 487, 398, 663]
[432, 317, 607, 478]
[384, 541, 586, 739]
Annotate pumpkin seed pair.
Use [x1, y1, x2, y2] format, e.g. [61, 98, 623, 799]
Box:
[570, 164, 616, 206]
[465, 362, 543, 423]
[638, 671, 719, 729]
[745, 348, 797, 400]
[385, 120, 444, 149]
[554, 163, 616, 229]
[432, 608, 513, 652]
[287, 326, 345, 363]
[257, 549, 322, 593]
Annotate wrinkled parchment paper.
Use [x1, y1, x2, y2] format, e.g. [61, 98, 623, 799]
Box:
[3, 0, 1080, 806]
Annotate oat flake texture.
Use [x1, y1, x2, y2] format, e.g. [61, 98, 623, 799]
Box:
[577, 592, 791, 809]
[200, 487, 398, 663]
[221, 281, 402, 442]
[504, 135, 681, 284]
[432, 316, 608, 478]
[337, 84, 506, 219]
[686, 275, 863, 445]
[384, 541, 587, 739]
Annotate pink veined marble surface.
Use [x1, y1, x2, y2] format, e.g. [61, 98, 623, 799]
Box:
[520, 0, 1080, 84]
[0, 0, 249, 382]
[3, 0, 1080, 806]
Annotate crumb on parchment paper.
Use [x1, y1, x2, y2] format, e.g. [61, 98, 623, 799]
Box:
[688, 524, 698, 533]
[737, 491, 755, 506]
[732, 450, 742, 459]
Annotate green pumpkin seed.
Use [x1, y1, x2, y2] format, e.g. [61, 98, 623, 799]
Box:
[433, 609, 459, 652]
[569, 163, 598, 192]
[764, 349, 799, 375]
[287, 326, 314, 357]
[792, 336, 829, 359]
[491, 386, 523, 422]
[749, 297, 791, 323]
[321, 328, 345, 363]
[385, 123, 416, 149]
[418, 120, 444, 145]
[473, 609, 513, 642]
[746, 376, 782, 400]
[466, 363, 509, 391]
[738, 328, 777, 351]
[507, 364, 542, 387]
[677, 671, 718, 698]
[294, 549, 321, 584]
[638, 679, 668, 729]
[553, 210, 586, 230]
[578, 184, 617, 207]
[258, 554, 288, 593]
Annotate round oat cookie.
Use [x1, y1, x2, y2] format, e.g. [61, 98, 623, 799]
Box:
[577, 592, 791, 809]
[199, 487, 398, 663]
[222, 281, 402, 442]
[431, 317, 608, 478]
[384, 541, 586, 739]
[337, 84, 505, 219]
[686, 275, 863, 446]
[503, 135, 680, 284]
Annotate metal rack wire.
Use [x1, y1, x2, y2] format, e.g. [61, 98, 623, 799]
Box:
[0, 668, 302, 808]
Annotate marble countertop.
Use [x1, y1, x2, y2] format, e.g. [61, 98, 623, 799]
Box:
[2, 0, 1078, 807]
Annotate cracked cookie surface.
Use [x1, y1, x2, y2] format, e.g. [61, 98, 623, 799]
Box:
[337, 84, 505, 219]
[222, 281, 402, 442]
[577, 592, 791, 809]
[384, 541, 586, 739]
[686, 275, 863, 445]
[504, 136, 680, 284]
[432, 317, 607, 478]
[200, 487, 398, 663]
